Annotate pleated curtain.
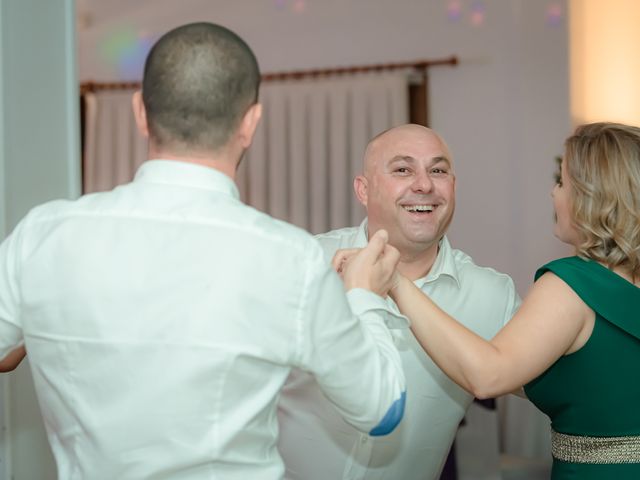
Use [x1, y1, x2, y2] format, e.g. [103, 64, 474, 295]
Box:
[83, 90, 147, 194]
[82, 72, 409, 234]
[237, 72, 408, 233]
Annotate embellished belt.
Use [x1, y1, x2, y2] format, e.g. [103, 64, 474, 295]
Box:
[552, 429, 640, 464]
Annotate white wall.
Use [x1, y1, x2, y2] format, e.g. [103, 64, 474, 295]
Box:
[0, 0, 81, 478]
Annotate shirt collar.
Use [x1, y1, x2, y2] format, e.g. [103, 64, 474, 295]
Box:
[354, 218, 370, 246]
[356, 217, 461, 289]
[418, 236, 461, 289]
[133, 160, 240, 199]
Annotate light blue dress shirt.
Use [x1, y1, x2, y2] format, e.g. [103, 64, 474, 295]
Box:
[278, 219, 521, 480]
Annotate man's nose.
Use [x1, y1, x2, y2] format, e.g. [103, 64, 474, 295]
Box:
[411, 170, 434, 193]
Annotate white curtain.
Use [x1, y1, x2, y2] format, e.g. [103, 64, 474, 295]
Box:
[83, 90, 147, 193]
[237, 72, 409, 233]
[82, 74, 409, 234]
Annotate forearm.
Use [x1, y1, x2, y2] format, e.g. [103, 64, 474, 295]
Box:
[300, 265, 406, 436]
[0, 345, 26, 372]
[391, 276, 504, 398]
[339, 289, 407, 434]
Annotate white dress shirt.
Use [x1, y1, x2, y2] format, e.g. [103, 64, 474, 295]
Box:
[278, 220, 521, 480]
[0, 161, 406, 480]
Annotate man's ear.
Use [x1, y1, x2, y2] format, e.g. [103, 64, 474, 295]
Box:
[353, 175, 369, 207]
[131, 91, 149, 138]
[237, 103, 262, 149]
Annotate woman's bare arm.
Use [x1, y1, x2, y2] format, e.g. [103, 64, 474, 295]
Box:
[391, 272, 593, 398]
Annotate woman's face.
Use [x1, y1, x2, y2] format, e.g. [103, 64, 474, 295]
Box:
[552, 158, 580, 246]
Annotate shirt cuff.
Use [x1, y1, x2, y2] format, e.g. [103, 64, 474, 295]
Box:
[346, 288, 410, 329]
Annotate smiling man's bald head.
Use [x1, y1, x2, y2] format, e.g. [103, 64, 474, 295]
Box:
[362, 124, 453, 177]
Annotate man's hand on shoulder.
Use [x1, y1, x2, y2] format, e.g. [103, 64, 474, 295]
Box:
[336, 229, 400, 297]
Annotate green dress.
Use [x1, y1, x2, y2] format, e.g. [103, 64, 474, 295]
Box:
[524, 256, 640, 479]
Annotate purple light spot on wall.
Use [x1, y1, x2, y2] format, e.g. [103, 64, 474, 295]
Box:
[470, 0, 485, 26]
[447, 0, 463, 23]
[546, 3, 563, 27]
[293, 0, 305, 13]
[118, 35, 156, 80]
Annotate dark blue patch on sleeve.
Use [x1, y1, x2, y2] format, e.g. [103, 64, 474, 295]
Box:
[369, 390, 406, 436]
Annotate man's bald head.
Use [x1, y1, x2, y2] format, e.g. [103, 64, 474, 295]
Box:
[362, 124, 453, 177]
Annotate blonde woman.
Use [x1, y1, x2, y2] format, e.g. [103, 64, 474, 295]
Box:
[342, 122, 640, 479]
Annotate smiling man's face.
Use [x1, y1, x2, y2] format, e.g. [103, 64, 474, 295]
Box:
[355, 124, 456, 256]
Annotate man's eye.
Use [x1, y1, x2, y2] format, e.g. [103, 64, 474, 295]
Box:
[429, 168, 448, 176]
[394, 167, 410, 174]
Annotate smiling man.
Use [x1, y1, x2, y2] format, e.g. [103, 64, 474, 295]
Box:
[278, 124, 521, 480]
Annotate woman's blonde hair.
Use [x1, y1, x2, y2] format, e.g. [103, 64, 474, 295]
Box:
[564, 122, 640, 279]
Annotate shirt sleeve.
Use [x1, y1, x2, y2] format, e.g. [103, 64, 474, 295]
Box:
[293, 249, 406, 436]
[346, 288, 410, 329]
[501, 276, 522, 327]
[0, 221, 25, 360]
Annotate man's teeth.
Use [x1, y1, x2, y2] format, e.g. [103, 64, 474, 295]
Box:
[404, 205, 434, 212]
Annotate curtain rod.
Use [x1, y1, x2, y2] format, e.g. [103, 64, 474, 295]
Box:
[80, 56, 457, 94]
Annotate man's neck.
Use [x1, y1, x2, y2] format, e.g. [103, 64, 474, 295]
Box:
[148, 146, 238, 180]
[396, 242, 441, 281]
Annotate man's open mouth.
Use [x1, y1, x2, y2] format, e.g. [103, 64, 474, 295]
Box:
[403, 205, 435, 213]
